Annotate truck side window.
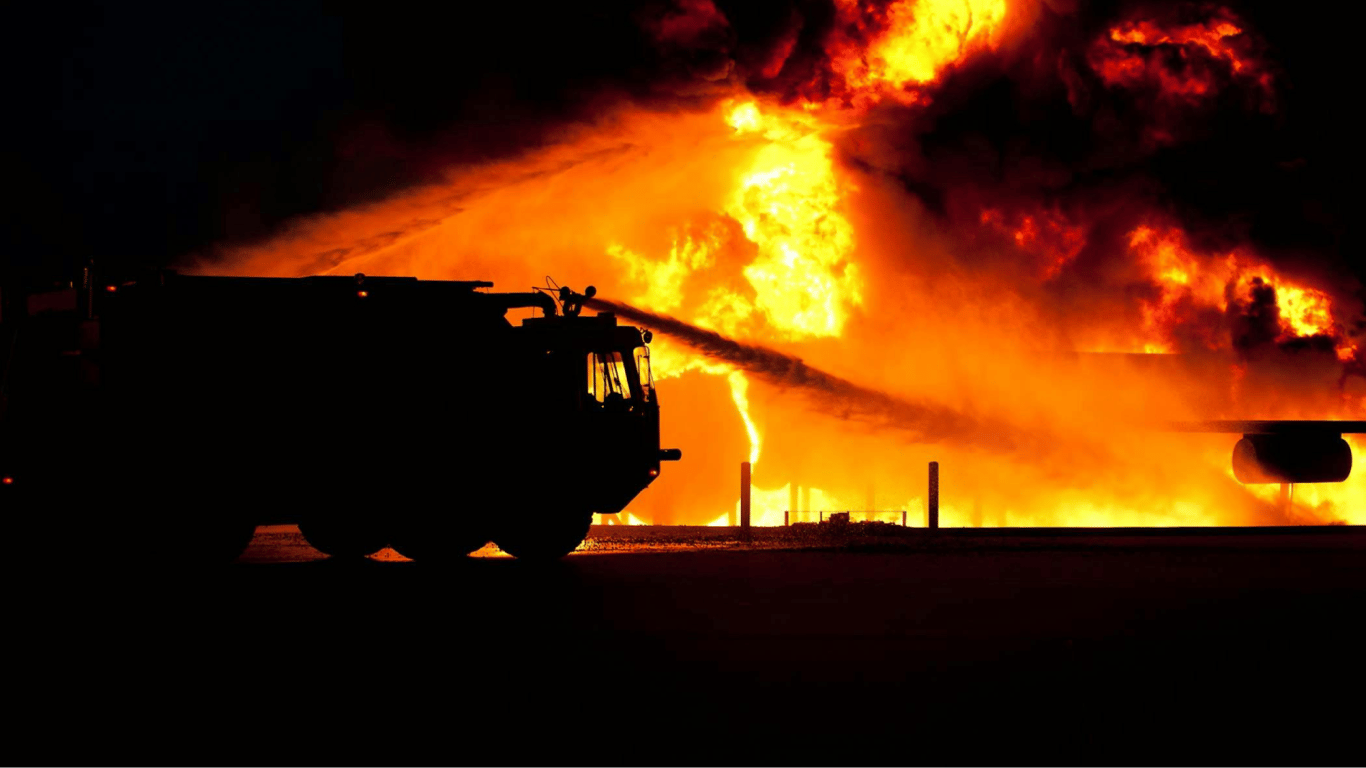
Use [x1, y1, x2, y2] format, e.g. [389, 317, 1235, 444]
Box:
[635, 346, 653, 402]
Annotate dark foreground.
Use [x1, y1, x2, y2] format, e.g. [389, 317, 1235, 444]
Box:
[9, 526, 1366, 764]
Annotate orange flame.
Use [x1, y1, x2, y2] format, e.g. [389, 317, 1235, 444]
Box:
[1127, 224, 1347, 355]
[979, 207, 1086, 280]
[828, 0, 1008, 103]
[201, 1, 1366, 529]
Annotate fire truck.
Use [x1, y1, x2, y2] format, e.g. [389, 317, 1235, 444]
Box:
[0, 269, 680, 562]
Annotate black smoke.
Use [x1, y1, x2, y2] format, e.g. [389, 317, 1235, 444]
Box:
[1230, 276, 1280, 353]
[4, 0, 1359, 304]
[3, 0, 691, 281]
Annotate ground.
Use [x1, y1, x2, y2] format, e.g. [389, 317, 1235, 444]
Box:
[8, 525, 1366, 764]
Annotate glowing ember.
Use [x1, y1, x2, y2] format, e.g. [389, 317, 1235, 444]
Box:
[1109, 20, 1249, 71]
[1088, 9, 1272, 107]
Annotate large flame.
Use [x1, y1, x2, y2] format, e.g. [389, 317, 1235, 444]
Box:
[1126, 224, 1349, 357]
[824, 0, 1009, 106]
[197, 0, 1366, 528]
[723, 100, 862, 338]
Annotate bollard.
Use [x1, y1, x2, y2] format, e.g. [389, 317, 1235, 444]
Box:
[928, 461, 939, 530]
[784, 509, 789, 527]
[740, 461, 752, 536]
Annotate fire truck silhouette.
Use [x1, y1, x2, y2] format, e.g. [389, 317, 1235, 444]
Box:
[0, 269, 680, 562]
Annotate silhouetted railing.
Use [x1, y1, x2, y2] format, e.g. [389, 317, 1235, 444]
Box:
[783, 510, 908, 526]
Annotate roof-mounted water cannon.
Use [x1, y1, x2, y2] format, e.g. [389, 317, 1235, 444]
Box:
[559, 285, 596, 317]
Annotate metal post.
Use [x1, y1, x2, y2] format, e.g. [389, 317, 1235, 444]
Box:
[902, 509, 907, 527]
[928, 461, 939, 530]
[784, 509, 789, 526]
[740, 461, 752, 535]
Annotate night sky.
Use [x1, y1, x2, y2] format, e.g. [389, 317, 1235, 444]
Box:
[4, 0, 1360, 288]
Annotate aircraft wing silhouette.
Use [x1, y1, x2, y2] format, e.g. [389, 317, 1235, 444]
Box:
[1167, 421, 1366, 434]
[1162, 421, 1366, 483]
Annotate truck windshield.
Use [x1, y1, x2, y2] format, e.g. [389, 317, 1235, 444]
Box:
[588, 351, 633, 403]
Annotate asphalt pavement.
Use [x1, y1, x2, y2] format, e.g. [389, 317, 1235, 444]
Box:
[9, 526, 1366, 764]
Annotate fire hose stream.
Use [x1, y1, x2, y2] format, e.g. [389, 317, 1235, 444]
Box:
[586, 296, 1046, 454]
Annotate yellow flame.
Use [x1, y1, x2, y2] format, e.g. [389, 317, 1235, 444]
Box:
[1277, 284, 1333, 338]
[724, 102, 862, 338]
[602, 98, 866, 519]
[694, 287, 755, 338]
[604, 100, 863, 341]
[607, 224, 723, 313]
[725, 100, 762, 133]
[728, 370, 761, 465]
[833, 0, 1008, 93]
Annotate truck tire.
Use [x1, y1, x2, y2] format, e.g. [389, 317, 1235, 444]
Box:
[492, 510, 594, 560]
[390, 518, 489, 564]
[299, 519, 387, 559]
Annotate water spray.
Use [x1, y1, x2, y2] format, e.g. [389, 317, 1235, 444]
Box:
[585, 296, 1027, 452]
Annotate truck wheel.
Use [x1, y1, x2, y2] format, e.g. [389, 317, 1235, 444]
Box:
[299, 520, 387, 559]
[390, 519, 489, 563]
[492, 510, 594, 560]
